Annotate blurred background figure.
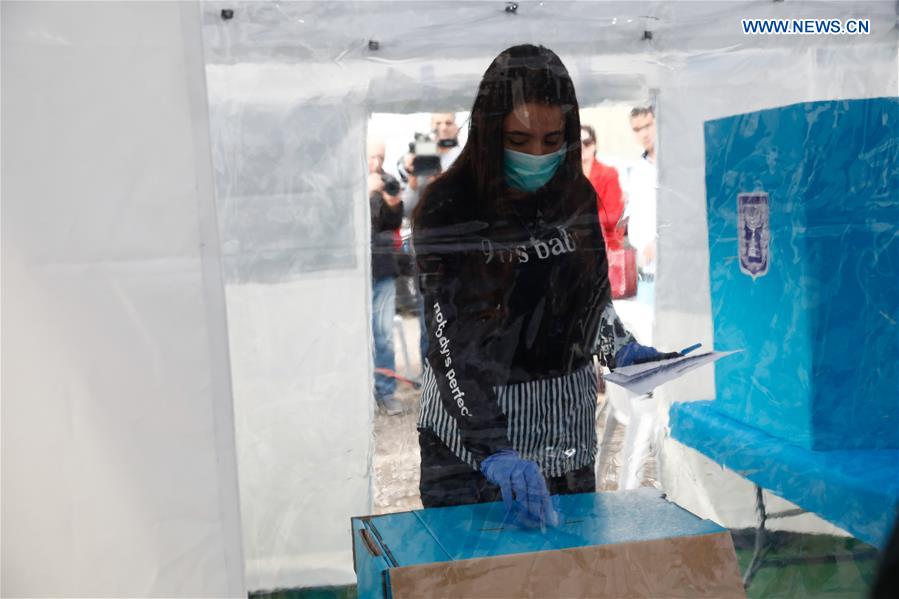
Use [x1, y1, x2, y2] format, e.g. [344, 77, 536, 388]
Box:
[397, 112, 462, 371]
[581, 123, 635, 306]
[581, 124, 625, 252]
[368, 139, 406, 415]
[399, 112, 462, 215]
[625, 106, 658, 306]
[596, 106, 661, 492]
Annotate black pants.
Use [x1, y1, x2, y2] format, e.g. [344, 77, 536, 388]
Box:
[419, 428, 596, 508]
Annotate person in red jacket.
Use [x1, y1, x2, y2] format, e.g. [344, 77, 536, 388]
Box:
[580, 125, 625, 251]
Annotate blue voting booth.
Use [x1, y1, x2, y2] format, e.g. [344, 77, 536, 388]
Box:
[352, 489, 744, 598]
[671, 97, 899, 549]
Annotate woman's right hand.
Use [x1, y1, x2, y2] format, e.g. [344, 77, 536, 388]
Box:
[614, 340, 681, 368]
[480, 450, 559, 529]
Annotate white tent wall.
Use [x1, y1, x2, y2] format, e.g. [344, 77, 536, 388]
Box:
[1, 2, 245, 597]
[210, 100, 376, 591]
[197, 0, 897, 592]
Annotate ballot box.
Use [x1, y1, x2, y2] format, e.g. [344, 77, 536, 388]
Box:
[704, 97, 899, 450]
[351, 488, 744, 598]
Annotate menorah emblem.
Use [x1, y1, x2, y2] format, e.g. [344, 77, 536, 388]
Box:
[738, 192, 770, 279]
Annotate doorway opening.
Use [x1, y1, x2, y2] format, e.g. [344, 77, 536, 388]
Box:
[365, 102, 661, 514]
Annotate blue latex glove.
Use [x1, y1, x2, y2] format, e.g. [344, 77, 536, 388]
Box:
[615, 341, 682, 368]
[480, 450, 559, 529]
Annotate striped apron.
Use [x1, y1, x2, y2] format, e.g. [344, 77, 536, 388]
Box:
[418, 363, 598, 478]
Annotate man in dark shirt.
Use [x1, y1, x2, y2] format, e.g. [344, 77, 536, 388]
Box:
[368, 140, 405, 415]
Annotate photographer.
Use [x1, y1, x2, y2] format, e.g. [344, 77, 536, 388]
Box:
[397, 113, 462, 367]
[368, 140, 405, 416]
[399, 112, 462, 216]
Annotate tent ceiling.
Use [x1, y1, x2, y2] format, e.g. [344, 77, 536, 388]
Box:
[201, 1, 897, 65]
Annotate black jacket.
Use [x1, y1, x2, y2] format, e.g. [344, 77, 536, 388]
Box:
[413, 174, 620, 462]
[370, 188, 404, 280]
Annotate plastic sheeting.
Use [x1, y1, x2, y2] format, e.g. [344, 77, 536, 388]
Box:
[2, 2, 245, 597]
[4, 0, 895, 597]
[704, 98, 897, 452]
[197, 0, 899, 593]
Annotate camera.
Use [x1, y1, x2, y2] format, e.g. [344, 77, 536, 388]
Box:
[381, 175, 400, 196]
[407, 132, 458, 178]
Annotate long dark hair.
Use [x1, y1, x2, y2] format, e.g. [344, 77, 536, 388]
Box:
[415, 44, 588, 222]
[412, 45, 608, 352]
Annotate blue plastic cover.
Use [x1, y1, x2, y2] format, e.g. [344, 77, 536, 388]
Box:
[705, 97, 898, 451]
[670, 400, 899, 548]
[667, 97, 899, 549]
[668, 96, 899, 558]
[369, 489, 724, 565]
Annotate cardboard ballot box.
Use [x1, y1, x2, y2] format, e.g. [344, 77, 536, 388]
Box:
[351, 489, 744, 598]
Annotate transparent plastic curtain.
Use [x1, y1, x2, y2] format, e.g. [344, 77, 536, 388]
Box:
[198, 1, 898, 595]
[2, 2, 245, 597]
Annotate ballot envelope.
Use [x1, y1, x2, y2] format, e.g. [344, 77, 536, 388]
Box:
[352, 488, 745, 598]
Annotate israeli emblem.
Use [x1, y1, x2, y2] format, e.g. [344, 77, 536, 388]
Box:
[738, 192, 770, 279]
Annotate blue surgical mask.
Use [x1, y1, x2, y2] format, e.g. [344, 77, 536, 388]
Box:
[504, 146, 567, 193]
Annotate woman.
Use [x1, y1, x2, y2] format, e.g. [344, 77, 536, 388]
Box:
[412, 45, 677, 528]
[580, 124, 626, 252]
[582, 124, 636, 300]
